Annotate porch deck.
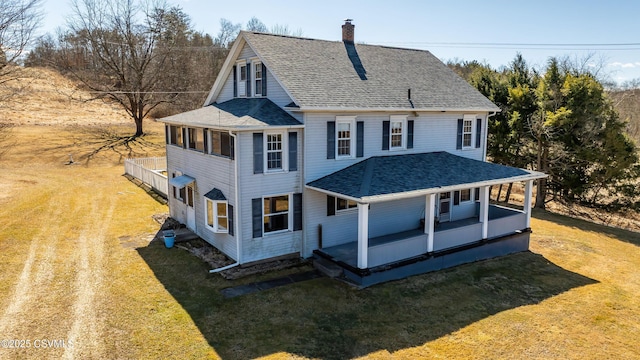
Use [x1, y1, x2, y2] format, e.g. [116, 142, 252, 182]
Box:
[317, 205, 526, 269]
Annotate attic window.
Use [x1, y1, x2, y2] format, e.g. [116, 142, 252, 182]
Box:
[236, 60, 247, 97]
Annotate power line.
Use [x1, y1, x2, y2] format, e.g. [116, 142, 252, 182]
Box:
[374, 41, 640, 51]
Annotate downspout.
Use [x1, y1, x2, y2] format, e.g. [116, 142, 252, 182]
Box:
[210, 130, 242, 273]
[484, 111, 497, 162]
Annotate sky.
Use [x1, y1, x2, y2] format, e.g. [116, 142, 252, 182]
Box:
[40, 0, 640, 85]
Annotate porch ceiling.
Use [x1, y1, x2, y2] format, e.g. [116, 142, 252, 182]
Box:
[306, 152, 545, 203]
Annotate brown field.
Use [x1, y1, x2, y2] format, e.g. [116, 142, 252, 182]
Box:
[1, 68, 639, 359]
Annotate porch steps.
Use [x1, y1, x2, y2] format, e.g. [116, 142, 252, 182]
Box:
[313, 257, 344, 278]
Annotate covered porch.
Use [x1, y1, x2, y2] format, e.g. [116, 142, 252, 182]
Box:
[306, 152, 547, 277]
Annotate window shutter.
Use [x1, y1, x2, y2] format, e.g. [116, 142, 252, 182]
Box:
[203, 129, 209, 153]
[233, 65, 237, 98]
[182, 127, 187, 149]
[456, 119, 463, 150]
[252, 198, 262, 238]
[228, 204, 234, 236]
[165, 125, 169, 144]
[253, 133, 263, 174]
[293, 193, 302, 231]
[454, 191, 460, 205]
[262, 63, 267, 96]
[407, 120, 414, 149]
[289, 132, 297, 171]
[356, 121, 364, 158]
[327, 121, 336, 159]
[171, 173, 176, 199]
[229, 135, 235, 160]
[382, 121, 390, 150]
[476, 118, 482, 148]
[246, 63, 251, 97]
[474, 187, 480, 201]
[327, 195, 335, 216]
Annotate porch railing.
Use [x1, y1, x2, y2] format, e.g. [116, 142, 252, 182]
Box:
[124, 157, 168, 197]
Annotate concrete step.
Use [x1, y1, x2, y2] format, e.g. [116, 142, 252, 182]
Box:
[313, 257, 344, 278]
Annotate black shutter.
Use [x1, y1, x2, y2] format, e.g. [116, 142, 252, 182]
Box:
[474, 187, 480, 201]
[182, 127, 187, 149]
[476, 118, 482, 148]
[356, 121, 364, 158]
[289, 132, 297, 171]
[327, 121, 336, 159]
[252, 198, 262, 238]
[228, 204, 234, 236]
[262, 63, 267, 96]
[327, 195, 335, 216]
[454, 191, 460, 205]
[165, 125, 169, 144]
[293, 193, 302, 231]
[203, 129, 208, 153]
[253, 133, 263, 174]
[233, 65, 237, 98]
[246, 63, 251, 97]
[382, 120, 390, 150]
[229, 135, 235, 160]
[456, 119, 463, 150]
[407, 120, 414, 149]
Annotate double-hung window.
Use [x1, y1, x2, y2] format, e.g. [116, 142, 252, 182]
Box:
[187, 127, 205, 152]
[336, 116, 356, 158]
[263, 195, 289, 233]
[210, 130, 232, 158]
[336, 197, 357, 212]
[462, 115, 473, 149]
[266, 133, 283, 171]
[254, 62, 263, 96]
[237, 60, 247, 97]
[206, 199, 228, 233]
[460, 188, 472, 202]
[389, 115, 407, 150]
[169, 125, 182, 147]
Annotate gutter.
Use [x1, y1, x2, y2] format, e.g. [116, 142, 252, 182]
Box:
[484, 111, 497, 161]
[209, 130, 242, 273]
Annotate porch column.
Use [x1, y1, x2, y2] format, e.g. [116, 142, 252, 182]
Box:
[479, 185, 490, 239]
[425, 193, 436, 252]
[524, 180, 533, 228]
[357, 203, 369, 269]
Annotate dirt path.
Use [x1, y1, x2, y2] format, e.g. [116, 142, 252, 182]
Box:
[0, 173, 114, 359]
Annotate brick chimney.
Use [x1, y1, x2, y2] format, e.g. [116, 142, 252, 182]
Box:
[342, 19, 354, 43]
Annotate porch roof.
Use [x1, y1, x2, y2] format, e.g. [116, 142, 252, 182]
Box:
[306, 152, 545, 203]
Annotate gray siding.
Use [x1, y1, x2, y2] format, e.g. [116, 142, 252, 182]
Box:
[236, 130, 304, 263]
[304, 112, 486, 182]
[166, 144, 238, 260]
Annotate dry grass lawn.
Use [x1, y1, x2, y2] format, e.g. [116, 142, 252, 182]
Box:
[1, 68, 640, 359]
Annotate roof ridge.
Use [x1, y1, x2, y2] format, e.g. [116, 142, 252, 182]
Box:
[359, 157, 376, 197]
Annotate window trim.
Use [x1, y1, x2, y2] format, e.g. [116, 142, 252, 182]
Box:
[253, 60, 263, 97]
[460, 188, 472, 203]
[186, 127, 205, 152]
[168, 125, 183, 147]
[336, 197, 358, 213]
[236, 60, 247, 97]
[263, 131, 288, 173]
[389, 115, 407, 150]
[462, 114, 475, 149]
[335, 116, 356, 159]
[205, 199, 229, 233]
[262, 193, 292, 235]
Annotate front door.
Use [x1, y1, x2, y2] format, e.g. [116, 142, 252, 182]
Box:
[186, 185, 196, 230]
[439, 192, 451, 222]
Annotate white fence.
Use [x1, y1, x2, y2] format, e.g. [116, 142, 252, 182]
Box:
[124, 157, 168, 197]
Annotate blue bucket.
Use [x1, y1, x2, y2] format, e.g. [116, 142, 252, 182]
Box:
[163, 230, 175, 248]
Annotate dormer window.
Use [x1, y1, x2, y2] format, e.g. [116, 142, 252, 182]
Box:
[236, 60, 247, 97]
[254, 62, 263, 96]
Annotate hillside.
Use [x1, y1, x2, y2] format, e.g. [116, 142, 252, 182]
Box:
[0, 66, 130, 126]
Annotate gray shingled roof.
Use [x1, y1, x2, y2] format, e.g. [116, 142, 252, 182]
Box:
[160, 98, 301, 128]
[307, 152, 541, 201]
[243, 32, 499, 111]
[204, 188, 226, 201]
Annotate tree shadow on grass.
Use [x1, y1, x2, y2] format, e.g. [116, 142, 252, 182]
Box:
[533, 208, 640, 247]
[137, 240, 597, 360]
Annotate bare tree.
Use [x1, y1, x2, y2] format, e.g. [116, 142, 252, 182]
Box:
[0, 0, 42, 86]
[214, 18, 241, 48]
[64, 0, 181, 137]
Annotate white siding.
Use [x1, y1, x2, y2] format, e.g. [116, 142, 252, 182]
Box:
[213, 43, 294, 108]
[166, 143, 239, 260]
[303, 112, 487, 182]
[236, 130, 304, 263]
